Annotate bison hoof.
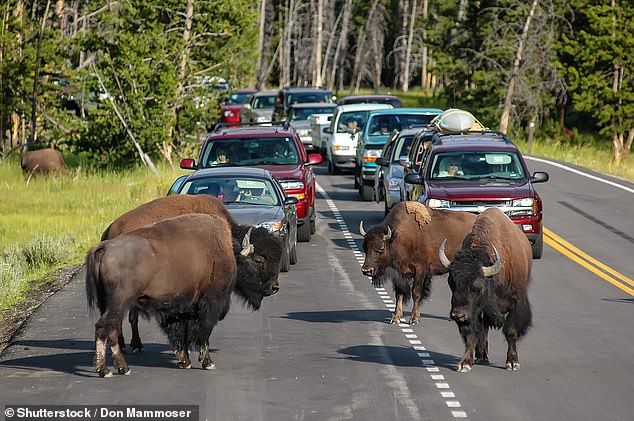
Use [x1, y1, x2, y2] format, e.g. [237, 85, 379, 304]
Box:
[203, 362, 216, 370]
[506, 361, 520, 371]
[98, 369, 113, 378]
[177, 362, 192, 369]
[458, 363, 472, 373]
[409, 318, 420, 325]
[118, 367, 131, 375]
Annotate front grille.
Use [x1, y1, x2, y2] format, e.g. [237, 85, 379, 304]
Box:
[450, 199, 511, 208]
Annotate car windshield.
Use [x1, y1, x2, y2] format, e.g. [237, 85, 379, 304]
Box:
[201, 136, 300, 167]
[253, 95, 276, 109]
[392, 135, 415, 162]
[430, 151, 526, 181]
[179, 176, 280, 206]
[367, 114, 435, 137]
[336, 111, 374, 133]
[286, 92, 332, 106]
[223, 92, 253, 105]
[289, 107, 335, 121]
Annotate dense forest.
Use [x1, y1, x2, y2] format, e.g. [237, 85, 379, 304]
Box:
[0, 0, 631, 168]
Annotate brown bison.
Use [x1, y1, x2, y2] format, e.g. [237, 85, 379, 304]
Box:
[21, 148, 67, 175]
[439, 207, 533, 373]
[360, 202, 476, 324]
[86, 213, 275, 377]
[101, 194, 282, 354]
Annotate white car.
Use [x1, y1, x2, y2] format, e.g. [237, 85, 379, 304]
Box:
[322, 103, 393, 174]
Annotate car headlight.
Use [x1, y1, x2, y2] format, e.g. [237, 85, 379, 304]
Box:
[363, 149, 381, 158]
[280, 179, 304, 191]
[512, 198, 534, 207]
[257, 221, 283, 233]
[427, 198, 450, 208]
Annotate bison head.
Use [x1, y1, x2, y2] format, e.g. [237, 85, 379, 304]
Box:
[232, 225, 283, 310]
[360, 220, 394, 279]
[439, 240, 501, 325]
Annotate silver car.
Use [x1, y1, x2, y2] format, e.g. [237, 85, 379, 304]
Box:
[374, 128, 421, 215]
[240, 91, 277, 123]
[288, 103, 338, 148]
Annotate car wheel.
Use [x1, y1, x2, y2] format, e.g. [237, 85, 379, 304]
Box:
[532, 230, 544, 259]
[290, 240, 298, 265]
[298, 221, 311, 242]
[327, 160, 334, 174]
[359, 184, 373, 201]
[310, 207, 316, 234]
[280, 243, 291, 272]
[384, 198, 390, 216]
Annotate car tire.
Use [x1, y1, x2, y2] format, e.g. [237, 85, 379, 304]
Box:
[359, 184, 373, 201]
[290, 241, 298, 265]
[298, 221, 311, 242]
[280, 244, 290, 272]
[532, 230, 544, 259]
[310, 207, 316, 234]
[384, 198, 390, 216]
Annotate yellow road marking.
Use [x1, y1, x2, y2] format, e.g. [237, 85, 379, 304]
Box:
[543, 227, 634, 296]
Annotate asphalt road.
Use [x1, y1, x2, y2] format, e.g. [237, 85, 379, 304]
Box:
[1, 157, 632, 421]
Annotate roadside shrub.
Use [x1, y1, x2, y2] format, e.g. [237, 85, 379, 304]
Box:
[0, 245, 26, 309]
[22, 234, 73, 269]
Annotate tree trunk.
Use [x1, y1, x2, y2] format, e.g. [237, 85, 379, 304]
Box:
[29, 0, 52, 145]
[421, 0, 428, 92]
[499, 0, 538, 134]
[402, 0, 418, 92]
[351, 0, 380, 94]
[314, 0, 323, 87]
[329, 0, 352, 91]
[255, 0, 266, 89]
[321, 3, 343, 87]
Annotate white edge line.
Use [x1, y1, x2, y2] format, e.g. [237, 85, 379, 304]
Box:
[525, 155, 634, 194]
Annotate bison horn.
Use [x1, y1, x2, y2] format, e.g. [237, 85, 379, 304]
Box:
[438, 239, 452, 268]
[359, 220, 367, 237]
[383, 225, 392, 241]
[241, 227, 254, 257]
[482, 245, 502, 277]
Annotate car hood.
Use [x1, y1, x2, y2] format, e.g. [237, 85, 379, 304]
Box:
[290, 121, 311, 130]
[364, 135, 390, 146]
[253, 164, 304, 180]
[427, 179, 533, 199]
[252, 109, 273, 117]
[226, 204, 284, 225]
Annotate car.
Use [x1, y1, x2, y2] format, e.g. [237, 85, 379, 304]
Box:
[179, 122, 323, 243]
[401, 128, 435, 202]
[167, 167, 299, 272]
[374, 127, 420, 215]
[403, 130, 549, 258]
[240, 91, 277, 123]
[337, 94, 403, 108]
[287, 102, 338, 148]
[219, 89, 257, 124]
[271, 87, 335, 121]
[321, 103, 393, 174]
[355, 108, 443, 200]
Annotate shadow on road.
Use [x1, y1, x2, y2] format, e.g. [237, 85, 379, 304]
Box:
[336, 344, 459, 370]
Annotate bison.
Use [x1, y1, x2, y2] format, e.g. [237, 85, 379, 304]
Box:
[21, 148, 67, 175]
[439, 207, 533, 373]
[86, 213, 276, 377]
[360, 202, 476, 324]
[100, 194, 282, 354]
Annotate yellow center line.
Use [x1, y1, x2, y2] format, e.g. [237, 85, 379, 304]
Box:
[543, 227, 634, 296]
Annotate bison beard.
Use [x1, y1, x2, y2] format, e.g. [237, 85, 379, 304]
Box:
[371, 265, 432, 312]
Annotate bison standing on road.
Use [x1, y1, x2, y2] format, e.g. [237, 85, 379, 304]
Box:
[439, 207, 533, 373]
[86, 213, 273, 377]
[360, 202, 476, 324]
[21, 148, 67, 175]
[100, 194, 282, 354]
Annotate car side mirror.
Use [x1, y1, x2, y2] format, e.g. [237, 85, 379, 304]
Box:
[376, 157, 389, 167]
[285, 196, 299, 205]
[399, 157, 411, 168]
[323, 127, 332, 134]
[306, 153, 323, 165]
[531, 171, 549, 183]
[180, 158, 196, 170]
[242, 103, 251, 110]
[404, 173, 424, 185]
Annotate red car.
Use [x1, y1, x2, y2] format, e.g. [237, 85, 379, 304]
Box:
[403, 131, 549, 258]
[180, 123, 323, 242]
[220, 89, 257, 124]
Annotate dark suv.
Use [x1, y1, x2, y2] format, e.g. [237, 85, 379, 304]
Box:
[271, 87, 335, 121]
[403, 131, 549, 258]
[179, 123, 323, 242]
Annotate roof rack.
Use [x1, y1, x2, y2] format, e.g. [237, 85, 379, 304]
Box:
[213, 120, 290, 132]
[431, 130, 512, 145]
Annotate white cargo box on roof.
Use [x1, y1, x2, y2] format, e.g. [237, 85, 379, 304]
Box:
[431, 108, 487, 132]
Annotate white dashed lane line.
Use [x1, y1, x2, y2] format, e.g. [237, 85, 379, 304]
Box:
[316, 183, 468, 419]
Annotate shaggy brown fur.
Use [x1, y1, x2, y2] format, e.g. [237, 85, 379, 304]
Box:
[361, 202, 476, 324]
[21, 148, 67, 175]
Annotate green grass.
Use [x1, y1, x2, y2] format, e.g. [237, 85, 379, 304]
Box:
[0, 158, 189, 310]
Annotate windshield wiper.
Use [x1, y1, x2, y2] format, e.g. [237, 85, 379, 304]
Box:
[476, 175, 516, 181]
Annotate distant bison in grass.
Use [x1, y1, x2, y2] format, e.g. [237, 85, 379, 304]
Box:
[21, 148, 67, 175]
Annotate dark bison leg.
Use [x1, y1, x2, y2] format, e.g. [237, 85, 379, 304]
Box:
[475, 324, 490, 365]
[94, 311, 129, 377]
[391, 292, 404, 324]
[457, 322, 482, 373]
[191, 295, 228, 369]
[409, 274, 432, 325]
[168, 320, 192, 369]
[503, 295, 532, 371]
[198, 342, 215, 370]
[117, 319, 126, 354]
[128, 308, 143, 354]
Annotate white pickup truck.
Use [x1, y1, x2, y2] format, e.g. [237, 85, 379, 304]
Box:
[319, 103, 393, 174]
[309, 113, 333, 151]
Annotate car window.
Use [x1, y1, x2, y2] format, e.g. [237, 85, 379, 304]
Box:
[223, 92, 253, 105]
[368, 114, 435, 136]
[253, 95, 276, 109]
[179, 176, 280, 206]
[392, 135, 415, 162]
[287, 92, 332, 106]
[337, 111, 372, 133]
[289, 107, 336, 121]
[201, 136, 300, 167]
[429, 151, 526, 180]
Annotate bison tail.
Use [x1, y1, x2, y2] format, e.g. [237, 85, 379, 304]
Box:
[85, 244, 106, 315]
